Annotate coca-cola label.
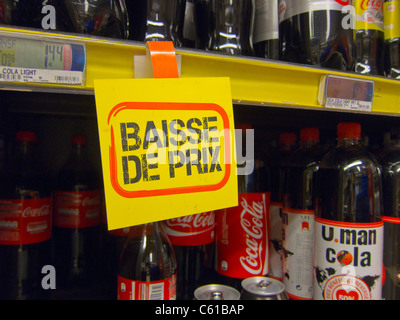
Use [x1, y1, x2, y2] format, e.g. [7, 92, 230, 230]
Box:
[118, 274, 177, 300]
[384, 1, 400, 40]
[282, 207, 314, 300]
[355, 0, 384, 31]
[216, 192, 270, 278]
[54, 190, 102, 228]
[279, 0, 347, 23]
[313, 217, 383, 300]
[0, 198, 52, 245]
[164, 212, 215, 246]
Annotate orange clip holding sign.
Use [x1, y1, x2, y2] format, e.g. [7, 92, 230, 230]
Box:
[147, 41, 179, 79]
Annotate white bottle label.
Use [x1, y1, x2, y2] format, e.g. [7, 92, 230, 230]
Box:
[313, 217, 383, 300]
[254, 0, 279, 43]
[279, 0, 347, 23]
[282, 208, 314, 300]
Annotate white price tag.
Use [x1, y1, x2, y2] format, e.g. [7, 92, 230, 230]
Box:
[318, 75, 374, 112]
[0, 34, 86, 86]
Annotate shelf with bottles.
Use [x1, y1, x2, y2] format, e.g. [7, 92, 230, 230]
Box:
[1, 25, 400, 118]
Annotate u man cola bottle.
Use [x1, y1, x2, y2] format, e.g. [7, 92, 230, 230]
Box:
[313, 122, 383, 300]
[281, 128, 322, 300]
[118, 222, 177, 300]
[0, 131, 52, 300]
[379, 132, 400, 300]
[163, 212, 215, 300]
[53, 135, 103, 291]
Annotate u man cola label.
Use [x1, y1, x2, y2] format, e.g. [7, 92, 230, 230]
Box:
[216, 192, 270, 278]
[313, 217, 384, 300]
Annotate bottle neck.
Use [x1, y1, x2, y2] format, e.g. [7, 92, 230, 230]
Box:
[337, 137, 361, 147]
[390, 139, 400, 150]
[300, 140, 318, 149]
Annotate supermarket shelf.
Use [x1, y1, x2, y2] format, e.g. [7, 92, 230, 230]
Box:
[0, 26, 400, 116]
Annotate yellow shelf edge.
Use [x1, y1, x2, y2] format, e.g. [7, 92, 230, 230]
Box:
[0, 27, 399, 116]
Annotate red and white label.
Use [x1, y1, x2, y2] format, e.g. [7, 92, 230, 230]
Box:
[54, 190, 102, 228]
[282, 207, 314, 300]
[216, 192, 270, 278]
[0, 198, 52, 245]
[118, 274, 177, 300]
[313, 217, 383, 300]
[164, 212, 215, 246]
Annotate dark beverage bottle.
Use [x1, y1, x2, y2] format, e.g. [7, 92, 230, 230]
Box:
[313, 122, 383, 300]
[163, 212, 215, 300]
[354, 0, 385, 75]
[379, 132, 400, 299]
[281, 128, 322, 300]
[127, 0, 186, 46]
[384, 0, 400, 79]
[118, 222, 177, 300]
[210, 0, 255, 56]
[267, 132, 296, 280]
[63, 0, 129, 39]
[53, 136, 103, 291]
[215, 124, 270, 291]
[183, 0, 197, 48]
[0, 131, 52, 300]
[193, 0, 214, 50]
[253, 0, 279, 60]
[279, 0, 355, 71]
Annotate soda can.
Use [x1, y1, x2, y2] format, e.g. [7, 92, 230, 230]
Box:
[194, 284, 241, 300]
[241, 277, 289, 300]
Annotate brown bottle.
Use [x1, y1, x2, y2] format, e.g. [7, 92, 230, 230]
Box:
[118, 222, 177, 300]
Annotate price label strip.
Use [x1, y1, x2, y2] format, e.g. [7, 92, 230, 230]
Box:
[318, 75, 374, 112]
[0, 35, 85, 85]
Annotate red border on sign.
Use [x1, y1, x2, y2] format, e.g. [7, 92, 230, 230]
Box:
[107, 102, 232, 198]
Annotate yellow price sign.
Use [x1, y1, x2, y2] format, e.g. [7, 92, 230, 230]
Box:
[94, 77, 237, 230]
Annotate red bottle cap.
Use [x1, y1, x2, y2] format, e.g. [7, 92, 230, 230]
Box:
[337, 122, 361, 139]
[235, 123, 253, 130]
[279, 132, 297, 145]
[72, 136, 86, 145]
[300, 128, 319, 141]
[16, 131, 37, 142]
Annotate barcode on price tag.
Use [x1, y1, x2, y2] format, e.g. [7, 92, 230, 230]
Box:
[0, 66, 83, 85]
[318, 75, 374, 112]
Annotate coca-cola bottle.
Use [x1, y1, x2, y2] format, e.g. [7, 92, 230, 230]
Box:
[210, 0, 255, 56]
[118, 222, 177, 300]
[354, 0, 385, 75]
[215, 124, 270, 290]
[313, 122, 383, 300]
[53, 135, 103, 292]
[163, 212, 215, 300]
[0, 131, 52, 300]
[267, 131, 296, 280]
[379, 132, 400, 299]
[384, 0, 400, 79]
[279, 0, 355, 71]
[281, 128, 322, 300]
[63, 0, 129, 39]
[253, 0, 279, 60]
[127, 0, 186, 46]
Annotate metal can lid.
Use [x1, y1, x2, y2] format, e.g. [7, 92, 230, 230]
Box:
[194, 284, 241, 300]
[241, 277, 285, 296]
